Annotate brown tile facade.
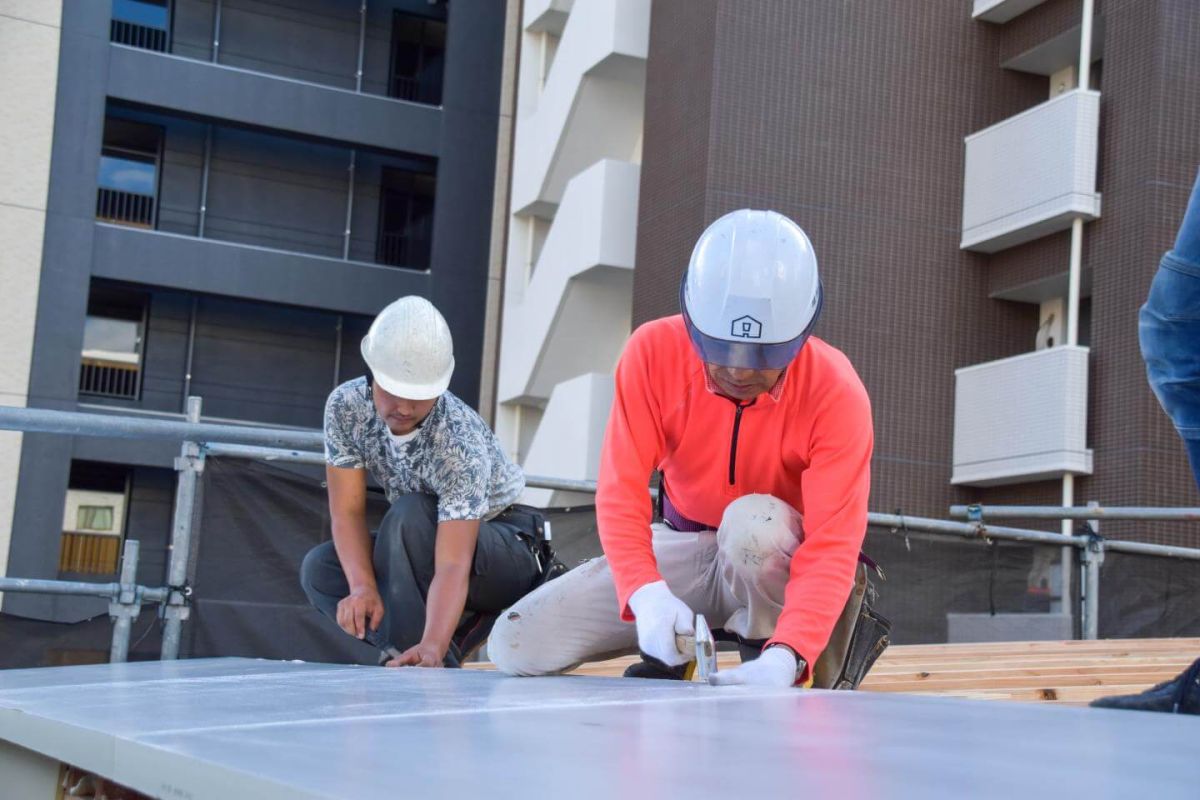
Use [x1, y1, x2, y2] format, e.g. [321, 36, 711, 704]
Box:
[634, 0, 1200, 546]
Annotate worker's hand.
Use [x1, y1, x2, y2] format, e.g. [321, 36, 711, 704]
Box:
[386, 641, 445, 668]
[336, 586, 384, 640]
[709, 645, 799, 688]
[628, 580, 695, 667]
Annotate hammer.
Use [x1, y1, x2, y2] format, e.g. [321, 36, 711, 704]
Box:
[674, 613, 718, 681]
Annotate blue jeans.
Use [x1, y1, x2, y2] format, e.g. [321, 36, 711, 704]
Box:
[1139, 168, 1200, 491]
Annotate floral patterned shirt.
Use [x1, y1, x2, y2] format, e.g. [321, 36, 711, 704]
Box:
[324, 378, 524, 522]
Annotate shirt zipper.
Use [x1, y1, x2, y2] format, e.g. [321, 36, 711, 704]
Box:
[728, 400, 752, 485]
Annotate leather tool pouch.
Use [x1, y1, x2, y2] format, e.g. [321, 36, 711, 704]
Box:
[497, 504, 569, 590]
[811, 554, 892, 690]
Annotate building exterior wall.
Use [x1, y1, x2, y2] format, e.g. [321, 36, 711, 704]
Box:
[635, 0, 1200, 545]
[0, 0, 64, 581]
[494, 0, 650, 506]
[3, 0, 507, 619]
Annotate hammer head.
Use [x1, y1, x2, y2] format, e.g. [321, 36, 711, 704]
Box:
[694, 614, 717, 680]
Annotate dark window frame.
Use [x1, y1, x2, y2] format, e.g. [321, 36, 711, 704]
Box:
[60, 461, 133, 578]
[79, 289, 150, 403]
[97, 119, 165, 230]
[375, 166, 436, 271]
[387, 9, 447, 105]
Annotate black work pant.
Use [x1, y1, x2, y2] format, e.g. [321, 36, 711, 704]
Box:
[299, 493, 540, 666]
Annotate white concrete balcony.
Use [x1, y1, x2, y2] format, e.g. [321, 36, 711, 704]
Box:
[525, 0, 574, 34]
[499, 159, 638, 406]
[961, 89, 1100, 253]
[952, 346, 1092, 487]
[973, 0, 1050, 24]
[519, 372, 613, 508]
[511, 0, 649, 218]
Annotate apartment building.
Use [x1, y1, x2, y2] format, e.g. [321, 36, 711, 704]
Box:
[0, 0, 510, 622]
[631, 0, 1200, 552]
[493, 0, 649, 507]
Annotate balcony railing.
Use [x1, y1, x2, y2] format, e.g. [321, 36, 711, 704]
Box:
[961, 89, 1101, 253]
[97, 187, 156, 228]
[377, 228, 432, 269]
[79, 358, 140, 400]
[390, 76, 421, 102]
[110, 19, 167, 52]
[952, 346, 1092, 486]
[59, 531, 121, 575]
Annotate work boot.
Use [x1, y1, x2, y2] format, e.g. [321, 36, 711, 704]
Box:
[1089, 656, 1200, 714]
[622, 651, 690, 680]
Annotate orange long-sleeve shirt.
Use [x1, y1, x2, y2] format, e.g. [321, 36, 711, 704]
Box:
[596, 315, 873, 669]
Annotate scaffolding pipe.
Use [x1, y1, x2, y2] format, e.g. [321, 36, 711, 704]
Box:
[161, 398, 205, 660]
[951, 505, 1200, 521]
[1104, 538, 1200, 562]
[0, 576, 167, 603]
[1082, 540, 1103, 640]
[205, 442, 325, 465]
[1060, 474, 1074, 615]
[110, 539, 141, 663]
[0, 405, 324, 450]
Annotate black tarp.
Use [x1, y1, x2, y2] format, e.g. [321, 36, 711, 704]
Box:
[2, 457, 1196, 668]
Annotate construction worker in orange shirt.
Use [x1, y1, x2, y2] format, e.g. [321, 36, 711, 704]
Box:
[491, 210, 888, 687]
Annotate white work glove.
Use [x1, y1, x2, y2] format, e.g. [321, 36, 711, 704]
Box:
[628, 580, 695, 666]
[709, 645, 799, 687]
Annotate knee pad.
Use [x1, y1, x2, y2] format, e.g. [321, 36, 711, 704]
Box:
[717, 494, 803, 581]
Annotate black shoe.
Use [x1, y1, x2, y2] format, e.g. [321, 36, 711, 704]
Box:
[622, 651, 690, 680]
[1090, 656, 1200, 714]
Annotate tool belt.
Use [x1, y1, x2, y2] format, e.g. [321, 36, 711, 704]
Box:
[811, 553, 892, 690]
[496, 504, 569, 591]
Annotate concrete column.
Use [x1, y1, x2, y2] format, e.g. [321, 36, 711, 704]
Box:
[0, 1, 64, 593]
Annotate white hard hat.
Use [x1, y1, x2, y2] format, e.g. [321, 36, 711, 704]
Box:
[680, 209, 823, 370]
[360, 296, 454, 400]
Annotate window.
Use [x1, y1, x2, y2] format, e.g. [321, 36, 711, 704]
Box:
[111, 0, 170, 52]
[76, 505, 115, 532]
[96, 118, 162, 228]
[376, 167, 435, 270]
[60, 462, 129, 576]
[79, 288, 146, 401]
[389, 10, 447, 105]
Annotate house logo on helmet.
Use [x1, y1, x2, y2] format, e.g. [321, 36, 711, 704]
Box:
[730, 315, 763, 340]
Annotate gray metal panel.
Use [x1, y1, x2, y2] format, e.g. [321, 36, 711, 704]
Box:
[106, 44, 442, 156]
[0, 659, 1196, 800]
[91, 224, 431, 316]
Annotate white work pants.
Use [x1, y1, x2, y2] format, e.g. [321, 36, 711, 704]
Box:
[490, 494, 803, 676]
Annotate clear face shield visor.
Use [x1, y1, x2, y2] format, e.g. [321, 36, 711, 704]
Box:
[679, 279, 823, 370]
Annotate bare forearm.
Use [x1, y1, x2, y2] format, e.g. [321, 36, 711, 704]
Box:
[331, 517, 375, 591]
[421, 566, 470, 651]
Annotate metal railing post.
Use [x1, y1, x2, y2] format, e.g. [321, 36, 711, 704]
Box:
[355, 1, 367, 93]
[211, 0, 222, 62]
[342, 149, 357, 260]
[1079, 503, 1104, 640]
[160, 397, 205, 660]
[109, 539, 143, 663]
